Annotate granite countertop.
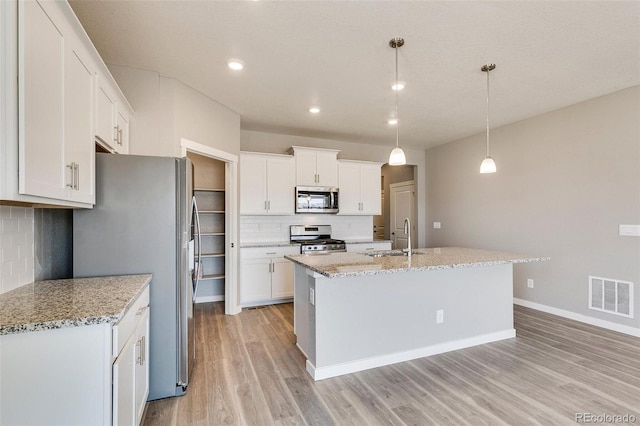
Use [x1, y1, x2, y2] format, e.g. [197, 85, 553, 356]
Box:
[240, 241, 299, 248]
[343, 239, 392, 244]
[240, 239, 391, 248]
[285, 247, 549, 278]
[0, 274, 152, 335]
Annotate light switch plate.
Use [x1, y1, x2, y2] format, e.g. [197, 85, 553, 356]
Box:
[433, 222, 441, 229]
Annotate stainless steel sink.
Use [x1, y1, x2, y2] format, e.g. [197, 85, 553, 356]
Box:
[364, 249, 427, 258]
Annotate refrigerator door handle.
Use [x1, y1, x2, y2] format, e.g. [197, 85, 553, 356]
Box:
[192, 196, 202, 302]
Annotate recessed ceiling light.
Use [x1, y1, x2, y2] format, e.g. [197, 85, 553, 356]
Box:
[309, 106, 320, 114]
[391, 81, 406, 91]
[388, 117, 398, 125]
[227, 60, 244, 71]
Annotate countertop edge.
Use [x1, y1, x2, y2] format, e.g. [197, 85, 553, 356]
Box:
[284, 253, 550, 279]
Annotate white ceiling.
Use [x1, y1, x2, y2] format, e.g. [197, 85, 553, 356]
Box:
[69, 0, 640, 150]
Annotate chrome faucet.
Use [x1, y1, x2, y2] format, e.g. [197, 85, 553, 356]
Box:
[403, 217, 412, 257]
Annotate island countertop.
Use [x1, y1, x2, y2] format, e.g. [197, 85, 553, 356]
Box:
[0, 274, 152, 335]
[285, 247, 548, 278]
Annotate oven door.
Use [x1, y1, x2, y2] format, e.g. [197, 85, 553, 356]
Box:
[295, 186, 339, 213]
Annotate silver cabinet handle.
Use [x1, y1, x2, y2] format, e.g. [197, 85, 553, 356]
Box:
[267, 200, 271, 210]
[272, 262, 275, 273]
[141, 335, 146, 365]
[113, 126, 119, 145]
[264, 200, 268, 211]
[136, 338, 142, 365]
[66, 162, 79, 190]
[118, 127, 123, 146]
[66, 163, 74, 188]
[266, 252, 276, 255]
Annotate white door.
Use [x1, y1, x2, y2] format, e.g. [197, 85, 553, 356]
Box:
[390, 181, 415, 250]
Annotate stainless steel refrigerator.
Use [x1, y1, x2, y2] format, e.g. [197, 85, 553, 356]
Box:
[73, 153, 200, 400]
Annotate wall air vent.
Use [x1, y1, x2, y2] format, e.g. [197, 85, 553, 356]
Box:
[589, 276, 634, 318]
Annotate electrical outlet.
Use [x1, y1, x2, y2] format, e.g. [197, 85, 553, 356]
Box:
[527, 279, 534, 288]
[309, 288, 315, 305]
[433, 222, 441, 229]
[436, 309, 444, 323]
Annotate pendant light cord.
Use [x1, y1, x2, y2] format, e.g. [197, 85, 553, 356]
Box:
[395, 40, 400, 149]
[486, 67, 490, 157]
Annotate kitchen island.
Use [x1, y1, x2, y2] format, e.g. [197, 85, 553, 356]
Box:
[285, 247, 548, 380]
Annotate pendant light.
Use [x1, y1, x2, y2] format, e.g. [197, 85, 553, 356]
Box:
[388, 37, 406, 166]
[480, 63, 497, 173]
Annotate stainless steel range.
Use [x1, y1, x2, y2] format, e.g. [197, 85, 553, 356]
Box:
[290, 225, 346, 254]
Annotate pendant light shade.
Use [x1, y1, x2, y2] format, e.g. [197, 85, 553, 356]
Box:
[389, 147, 407, 166]
[480, 156, 496, 173]
[388, 37, 406, 166]
[480, 63, 497, 174]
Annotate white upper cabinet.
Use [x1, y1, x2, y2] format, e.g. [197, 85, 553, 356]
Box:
[96, 74, 132, 154]
[240, 152, 294, 215]
[18, 0, 95, 205]
[1, 0, 132, 208]
[337, 160, 382, 215]
[290, 146, 339, 187]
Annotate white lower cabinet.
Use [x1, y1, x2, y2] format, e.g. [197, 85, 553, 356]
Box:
[240, 246, 299, 306]
[0, 286, 150, 426]
[346, 241, 392, 253]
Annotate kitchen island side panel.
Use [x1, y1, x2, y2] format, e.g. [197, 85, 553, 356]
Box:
[311, 263, 514, 370]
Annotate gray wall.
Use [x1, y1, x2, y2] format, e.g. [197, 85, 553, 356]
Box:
[108, 65, 241, 157]
[425, 86, 640, 328]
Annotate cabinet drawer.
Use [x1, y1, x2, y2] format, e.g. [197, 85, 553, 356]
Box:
[112, 286, 149, 358]
[241, 245, 300, 260]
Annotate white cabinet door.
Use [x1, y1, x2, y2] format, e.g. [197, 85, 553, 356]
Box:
[359, 163, 381, 215]
[113, 334, 136, 426]
[337, 161, 361, 214]
[271, 258, 294, 298]
[95, 77, 117, 150]
[240, 258, 272, 302]
[338, 160, 381, 215]
[315, 150, 338, 187]
[293, 148, 338, 187]
[18, 0, 95, 205]
[65, 40, 95, 204]
[19, 0, 66, 201]
[116, 108, 130, 154]
[294, 149, 318, 186]
[240, 154, 268, 214]
[266, 156, 294, 214]
[134, 307, 150, 426]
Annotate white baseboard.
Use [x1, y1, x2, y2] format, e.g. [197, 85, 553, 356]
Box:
[306, 329, 516, 381]
[195, 295, 225, 304]
[513, 298, 640, 337]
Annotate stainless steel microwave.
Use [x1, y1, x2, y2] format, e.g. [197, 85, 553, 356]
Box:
[295, 186, 339, 214]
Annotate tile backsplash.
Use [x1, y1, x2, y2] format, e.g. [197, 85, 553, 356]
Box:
[240, 214, 373, 242]
[0, 206, 34, 294]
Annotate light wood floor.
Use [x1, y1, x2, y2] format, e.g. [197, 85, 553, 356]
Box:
[143, 303, 640, 426]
